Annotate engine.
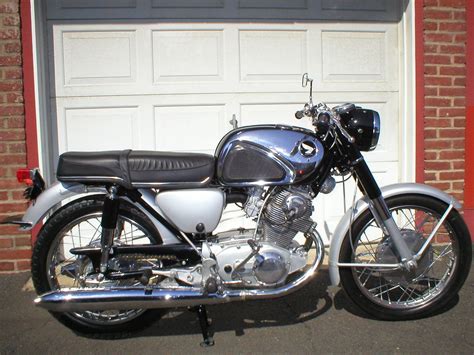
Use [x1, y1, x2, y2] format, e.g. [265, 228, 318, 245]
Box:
[203, 186, 316, 288]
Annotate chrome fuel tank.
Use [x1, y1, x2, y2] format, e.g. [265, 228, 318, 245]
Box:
[215, 125, 324, 187]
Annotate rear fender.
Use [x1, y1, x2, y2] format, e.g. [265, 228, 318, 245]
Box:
[328, 183, 462, 286]
[20, 182, 180, 244]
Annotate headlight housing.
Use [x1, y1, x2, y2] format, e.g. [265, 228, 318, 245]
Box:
[340, 108, 380, 151]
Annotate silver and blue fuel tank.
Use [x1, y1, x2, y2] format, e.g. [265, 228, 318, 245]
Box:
[215, 125, 324, 187]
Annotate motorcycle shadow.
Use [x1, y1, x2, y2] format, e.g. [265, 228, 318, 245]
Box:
[112, 269, 335, 339]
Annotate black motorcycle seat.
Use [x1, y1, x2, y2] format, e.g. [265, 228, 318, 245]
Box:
[57, 150, 215, 189]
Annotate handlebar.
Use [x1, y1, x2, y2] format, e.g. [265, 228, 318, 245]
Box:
[294, 103, 355, 143]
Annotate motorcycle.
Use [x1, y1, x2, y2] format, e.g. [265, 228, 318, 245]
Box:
[3, 74, 471, 346]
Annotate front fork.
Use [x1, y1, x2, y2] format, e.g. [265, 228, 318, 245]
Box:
[352, 157, 418, 270]
[99, 186, 120, 274]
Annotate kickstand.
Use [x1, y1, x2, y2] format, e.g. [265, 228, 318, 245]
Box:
[190, 305, 215, 347]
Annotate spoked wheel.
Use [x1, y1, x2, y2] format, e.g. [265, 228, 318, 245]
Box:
[339, 194, 472, 320]
[32, 197, 163, 334]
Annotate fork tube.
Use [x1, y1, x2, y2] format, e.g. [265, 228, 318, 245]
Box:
[352, 157, 416, 268]
[100, 186, 120, 273]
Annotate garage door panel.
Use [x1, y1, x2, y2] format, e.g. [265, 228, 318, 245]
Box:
[60, 106, 140, 152]
[154, 105, 226, 154]
[152, 30, 224, 83]
[62, 31, 137, 86]
[239, 30, 307, 82]
[321, 31, 386, 82]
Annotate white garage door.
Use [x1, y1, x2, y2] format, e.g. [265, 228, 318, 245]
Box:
[44, 1, 405, 242]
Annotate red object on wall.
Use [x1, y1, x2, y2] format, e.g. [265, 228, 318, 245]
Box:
[415, 0, 425, 184]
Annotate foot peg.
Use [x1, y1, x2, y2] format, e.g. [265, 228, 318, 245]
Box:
[190, 305, 214, 347]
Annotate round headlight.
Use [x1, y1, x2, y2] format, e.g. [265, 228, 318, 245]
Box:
[341, 108, 381, 152]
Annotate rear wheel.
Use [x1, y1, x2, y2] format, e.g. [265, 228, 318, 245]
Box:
[339, 194, 472, 320]
[31, 197, 163, 334]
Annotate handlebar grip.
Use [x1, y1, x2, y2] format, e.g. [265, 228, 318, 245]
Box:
[295, 110, 305, 119]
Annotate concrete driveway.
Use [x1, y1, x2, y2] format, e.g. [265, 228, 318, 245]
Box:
[0, 265, 472, 354]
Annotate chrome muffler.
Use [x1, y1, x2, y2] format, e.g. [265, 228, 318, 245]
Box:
[35, 232, 324, 312]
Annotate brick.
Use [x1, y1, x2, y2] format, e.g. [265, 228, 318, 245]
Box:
[424, 9, 453, 20]
[4, 68, 21, 79]
[14, 237, 31, 247]
[439, 44, 465, 54]
[454, 33, 466, 42]
[428, 181, 451, 190]
[424, 54, 451, 64]
[0, 191, 7, 199]
[453, 139, 465, 148]
[424, 65, 438, 75]
[0, 105, 23, 116]
[0, 130, 24, 140]
[4, 117, 24, 128]
[438, 0, 465, 7]
[0, 249, 32, 260]
[425, 161, 451, 170]
[425, 140, 451, 149]
[10, 190, 25, 200]
[439, 171, 464, 180]
[0, 2, 19, 14]
[439, 22, 466, 32]
[0, 154, 26, 165]
[452, 181, 464, 190]
[424, 151, 437, 160]
[0, 29, 18, 40]
[424, 44, 438, 54]
[424, 172, 437, 181]
[425, 97, 451, 107]
[453, 77, 465, 85]
[439, 150, 464, 160]
[0, 202, 27, 213]
[424, 108, 437, 116]
[425, 76, 452, 86]
[0, 238, 13, 248]
[424, 0, 438, 6]
[4, 42, 21, 53]
[15, 260, 30, 271]
[452, 161, 465, 170]
[425, 118, 452, 127]
[439, 128, 465, 138]
[453, 11, 466, 19]
[425, 87, 438, 96]
[439, 87, 465, 96]
[453, 98, 466, 107]
[0, 261, 14, 271]
[439, 108, 465, 117]
[6, 92, 23, 103]
[7, 142, 25, 153]
[2, 14, 19, 26]
[0, 55, 21, 66]
[424, 22, 438, 31]
[453, 55, 466, 64]
[0, 81, 22, 91]
[425, 33, 454, 43]
[424, 129, 437, 139]
[0, 225, 28, 236]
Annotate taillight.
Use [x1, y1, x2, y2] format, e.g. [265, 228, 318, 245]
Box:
[16, 169, 33, 185]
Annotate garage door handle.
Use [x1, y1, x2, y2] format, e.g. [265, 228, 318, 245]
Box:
[229, 114, 238, 130]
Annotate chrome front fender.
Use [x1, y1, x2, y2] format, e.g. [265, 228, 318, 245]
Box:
[328, 183, 462, 286]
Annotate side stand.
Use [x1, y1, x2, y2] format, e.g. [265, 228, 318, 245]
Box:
[190, 305, 215, 347]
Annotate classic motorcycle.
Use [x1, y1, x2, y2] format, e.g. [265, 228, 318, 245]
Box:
[3, 74, 471, 346]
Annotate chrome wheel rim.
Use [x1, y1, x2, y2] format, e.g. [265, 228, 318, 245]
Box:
[351, 204, 458, 309]
[46, 212, 154, 325]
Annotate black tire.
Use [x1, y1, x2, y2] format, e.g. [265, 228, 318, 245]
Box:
[339, 194, 472, 320]
[31, 196, 164, 334]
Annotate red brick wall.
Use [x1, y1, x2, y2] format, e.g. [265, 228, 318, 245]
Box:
[0, 0, 31, 273]
[422, 0, 467, 202]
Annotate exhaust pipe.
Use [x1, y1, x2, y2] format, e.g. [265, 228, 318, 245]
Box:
[36, 232, 324, 312]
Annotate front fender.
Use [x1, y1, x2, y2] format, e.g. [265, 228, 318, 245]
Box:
[21, 182, 106, 230]
[328, 183, 462, 286]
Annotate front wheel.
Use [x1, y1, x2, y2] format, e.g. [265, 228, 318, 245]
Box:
[339, 194, 472, 320]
